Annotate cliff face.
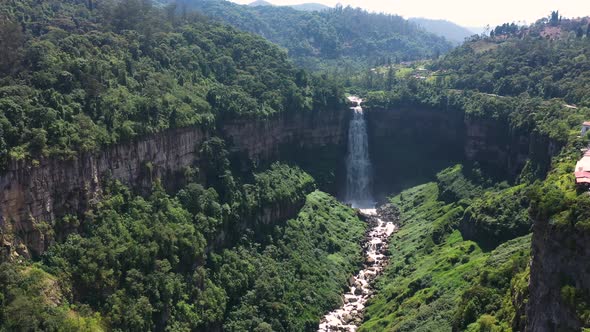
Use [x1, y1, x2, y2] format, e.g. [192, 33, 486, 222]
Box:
[0, 109, 348, 259]
[366, 108, 465, 198]
[366, 109, 560, 199]
[527, 220, 590, 331]
[0, 127, 208, 259]
[0, 105, 561, 261]
[463, 117, 558, 178]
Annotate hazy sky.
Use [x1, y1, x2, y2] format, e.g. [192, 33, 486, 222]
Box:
[230, 0, 590, 27]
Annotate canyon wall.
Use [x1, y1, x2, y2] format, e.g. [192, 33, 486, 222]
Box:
[366, 108, 559, 198]
[0, 109, 349, 259]
[527, 220, 590, 331]
[366, 107, 465, 198]
[463, 117, 559, 178]
[0, 105, 561, 260]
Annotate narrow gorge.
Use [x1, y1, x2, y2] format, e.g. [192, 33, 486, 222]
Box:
[319, 97, 396, 331]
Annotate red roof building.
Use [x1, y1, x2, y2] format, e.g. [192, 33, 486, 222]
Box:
[575, 150, 590, 185]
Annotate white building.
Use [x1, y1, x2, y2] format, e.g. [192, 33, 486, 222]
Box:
[582, 121, 590, 136]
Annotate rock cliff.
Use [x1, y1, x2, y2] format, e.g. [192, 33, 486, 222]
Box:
[366, 108, 559, 198]
[365, 107, 465, 197]
[0, 109, 348, 259]
[527, 219, 590, 331]
[0, 105, 561, 261]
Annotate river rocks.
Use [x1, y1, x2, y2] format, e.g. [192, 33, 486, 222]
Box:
[377, 203, 400, 223]
[318, 207, 397, 332]
[348, 276, 355, 286]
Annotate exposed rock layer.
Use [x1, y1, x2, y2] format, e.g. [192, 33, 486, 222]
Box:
[527, 219, 590, 331]
[0, 109, 349, 259]
[0, 107, 561, 260]
[366, 108, 559, 197]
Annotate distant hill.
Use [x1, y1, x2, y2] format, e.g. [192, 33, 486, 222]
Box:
[173, 0, 454, 70]
[247, 0, 329, 11]
[409, 17, 475, 44]
[288, 3, 330, 11]
[248, 0, 273, 6]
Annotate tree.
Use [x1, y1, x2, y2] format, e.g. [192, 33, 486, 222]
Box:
[550, 11, 559, 26]
[386, 66, 394, 91]
[0, 18, 24, 75]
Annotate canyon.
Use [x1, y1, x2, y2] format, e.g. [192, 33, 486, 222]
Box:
[0, 106, 560, 258]
[0, 103, 574, 331]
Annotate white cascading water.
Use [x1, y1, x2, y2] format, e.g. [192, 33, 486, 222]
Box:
[345, 97, 374, 208]
[318, 97, 396, 332]
[317, 208, 395, 332]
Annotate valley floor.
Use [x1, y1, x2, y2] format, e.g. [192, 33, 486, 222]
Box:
[359, 167, 531, 331]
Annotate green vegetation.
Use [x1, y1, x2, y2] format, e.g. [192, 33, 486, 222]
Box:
[360, 168, 531, 331]
[176, 0, 453, 71]
[221, 191, 365, 331]
[0, 263, 105, 331]
[433, 17, 590, 106]
[0, 0, 343, 169]
[1, 161, 365, 331]
[4, 1, 590, 330]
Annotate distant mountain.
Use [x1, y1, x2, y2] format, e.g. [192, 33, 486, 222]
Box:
[288, 3, 330, 11]
[409, 17, 475, 44]
[174, 0, 453, 70]
[248, 0, 273, 6]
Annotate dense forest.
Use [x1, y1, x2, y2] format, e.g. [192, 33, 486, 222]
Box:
[345, 14, 590, 331]
[1, 160, 367, 330]
[172, 0, 453, 70]
[433, 16, 590, 106]
[0, 0, 343, 170]
[2, 0, 590, 331]
[0, 0, 357, 330]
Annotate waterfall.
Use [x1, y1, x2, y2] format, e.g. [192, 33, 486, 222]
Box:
[318, 97, 395, 331]
[345, 97, 374, 208]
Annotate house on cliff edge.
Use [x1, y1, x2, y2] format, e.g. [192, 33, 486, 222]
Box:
[575, 150, 590, 186]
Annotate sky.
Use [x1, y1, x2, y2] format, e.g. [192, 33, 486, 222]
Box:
[229, 0, 590, 28]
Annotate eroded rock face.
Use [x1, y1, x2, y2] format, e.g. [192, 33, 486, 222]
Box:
[526, 219, 590, 331]
[463, 117, 558, 178]
[0, 109, 349, 259]
[0, 127, 208, 259]
[366, 108, 559, 197]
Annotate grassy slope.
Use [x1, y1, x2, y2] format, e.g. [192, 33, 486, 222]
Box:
[360, 179, 531, 331]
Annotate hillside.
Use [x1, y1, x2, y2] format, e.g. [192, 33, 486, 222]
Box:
[433, 16, 590, 106]
[0, 0, 343, 170]
[409, 17, 475, 44]
[248, 0, 330, 11]
[2, 1, 590, 331]
[172, 0, 454, 70]
[248, 0, 272, 6]
[289, 2, 330, 11]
